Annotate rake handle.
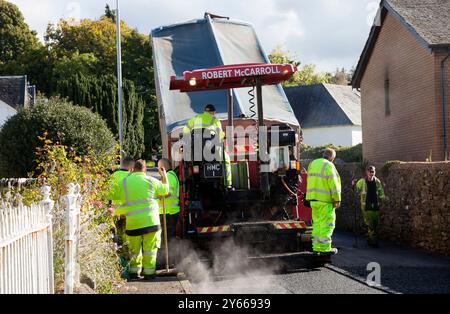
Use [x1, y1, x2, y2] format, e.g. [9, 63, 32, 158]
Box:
[162, 196, 170, 273]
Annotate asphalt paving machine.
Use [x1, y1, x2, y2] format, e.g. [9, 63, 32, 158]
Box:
[152, 13, 312, 253]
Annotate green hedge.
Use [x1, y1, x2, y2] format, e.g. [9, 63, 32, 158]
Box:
[56, 73, 145, 158]
[300, 144, 363, 162]
[0, 97, 116, 178]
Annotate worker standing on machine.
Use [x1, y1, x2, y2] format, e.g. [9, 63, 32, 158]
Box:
[306, 148, 341, 266]
[182, 104, 232, 188]
[157, 158, 180, 268]
[113, 159, 169, 281]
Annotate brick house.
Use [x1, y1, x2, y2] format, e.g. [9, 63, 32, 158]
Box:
[352, 0, 450, 162]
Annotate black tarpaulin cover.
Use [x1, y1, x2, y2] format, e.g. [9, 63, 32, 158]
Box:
[152, 15, 300, 134]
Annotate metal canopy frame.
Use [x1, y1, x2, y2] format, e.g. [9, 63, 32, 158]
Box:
[170, 63, 297, 194]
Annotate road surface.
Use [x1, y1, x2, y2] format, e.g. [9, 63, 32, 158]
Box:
[183, 231, 450, 294]
[146, 168, 450, 294]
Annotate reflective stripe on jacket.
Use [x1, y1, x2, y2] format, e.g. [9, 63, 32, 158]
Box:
[158, 170, 180, 215]
[306, 158, 341, 203]
[114, 172, 169, 231]
[182, 112, 224, 140]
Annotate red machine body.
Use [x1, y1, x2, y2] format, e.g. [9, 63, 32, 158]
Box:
[170, 62, 312, 251]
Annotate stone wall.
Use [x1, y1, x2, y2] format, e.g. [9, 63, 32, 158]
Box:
[331, 161, 450, 256]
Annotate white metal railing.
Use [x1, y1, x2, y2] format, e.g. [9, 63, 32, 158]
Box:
[0, 186, 55, 294]
[61, 183, 82, 294]
[0, 182, 83, 294]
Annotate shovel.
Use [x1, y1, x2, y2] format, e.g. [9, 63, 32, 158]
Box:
[158, 196, 178, 277]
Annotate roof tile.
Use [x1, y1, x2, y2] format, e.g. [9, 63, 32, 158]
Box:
[284, 84, 361, 128]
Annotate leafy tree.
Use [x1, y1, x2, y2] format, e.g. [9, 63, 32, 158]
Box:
[301, 144, 362, 162]
[269, 46, 331, 86]
[329, 67, 351, 86]
[0, 1, 40, 65]
[104, 4, 116, 22]
[143, 95, 161, 157]
[0, 0, 43, 77]
[0, 4, 159, 158]
[347, 67, 355, 84]
[44, 18, 123, 76]
[44, 13, 154, 96]
[56, 73, 145, 158]
[53, 51, 98, 81]
[0, 96, 116, 178]
[122, 28, 154, 100]
[296, 64, 330, 86]
[43, 11, 157, 158]
[269, 46, 300, 67]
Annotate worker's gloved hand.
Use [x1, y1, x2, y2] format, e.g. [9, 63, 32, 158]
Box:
[333, 201, 341, 209]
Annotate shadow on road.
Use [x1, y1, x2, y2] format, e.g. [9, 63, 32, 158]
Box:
[331, 231, 450, 294]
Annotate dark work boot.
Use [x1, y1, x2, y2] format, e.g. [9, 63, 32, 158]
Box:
[128, 273, 142, 282]
[311, 252, 330, 267]
[143, 274, 156, 281]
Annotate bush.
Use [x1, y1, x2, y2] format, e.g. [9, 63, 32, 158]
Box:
[300, 143, 363, 162]
[0, 97, 116, 178]
[56, 73, 145, 158]
[33, 139, 123, 293]
[380, 160, 403, 177]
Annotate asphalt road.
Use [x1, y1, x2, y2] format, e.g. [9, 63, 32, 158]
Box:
[184, 231, 450, 294]
[146, 169, 450, 294]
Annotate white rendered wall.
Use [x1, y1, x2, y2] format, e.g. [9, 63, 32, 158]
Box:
[302, 125, 362, 147]
[0, 101, 17, 129]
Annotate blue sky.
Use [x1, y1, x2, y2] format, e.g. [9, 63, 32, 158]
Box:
[10, 0, 379, 73]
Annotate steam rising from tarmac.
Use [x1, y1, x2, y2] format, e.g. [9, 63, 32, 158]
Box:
[176, 239, 283, 294]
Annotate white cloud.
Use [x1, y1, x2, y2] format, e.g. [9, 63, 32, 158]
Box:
[8, 0, 376, 72]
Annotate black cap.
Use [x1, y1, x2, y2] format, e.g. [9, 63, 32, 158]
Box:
[367, 166, 376, 171]
[205, 104, 216, 112]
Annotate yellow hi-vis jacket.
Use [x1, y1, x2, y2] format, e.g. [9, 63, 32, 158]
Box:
[109, 169, 131, 205]
[114, 172, 169, 231]
[183, 112, 225, 140]
[158, 170, 180, 215]
[356, 177, 385, 210]
[306, 158, 341, 203]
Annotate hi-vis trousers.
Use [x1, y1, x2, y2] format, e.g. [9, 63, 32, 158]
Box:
[128, 230, 162, 276]
[362, 205, 380, 245]
[311, 201, 336, 253]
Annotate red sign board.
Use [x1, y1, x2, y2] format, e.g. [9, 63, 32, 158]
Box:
[170, 63, 297, 92]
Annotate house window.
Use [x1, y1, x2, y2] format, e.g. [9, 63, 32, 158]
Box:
[384, 79, 391, 116]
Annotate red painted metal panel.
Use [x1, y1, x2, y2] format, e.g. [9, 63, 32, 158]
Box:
[296, 172, 312, 222]
[170, 63, 297, 92]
